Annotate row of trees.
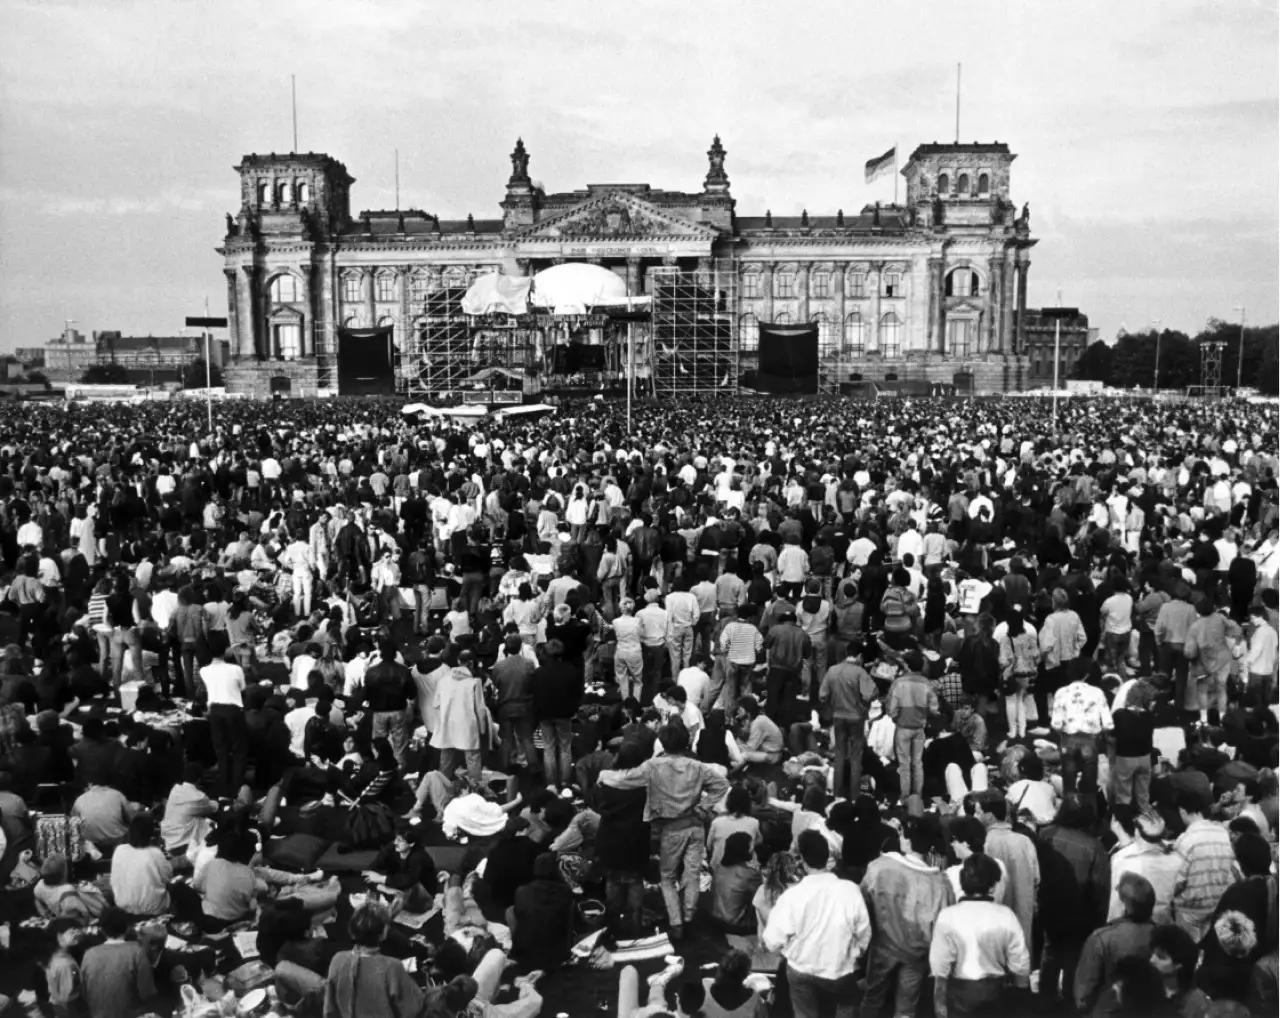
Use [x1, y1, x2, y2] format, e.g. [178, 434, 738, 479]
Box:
[1074, 319, 1279, 394]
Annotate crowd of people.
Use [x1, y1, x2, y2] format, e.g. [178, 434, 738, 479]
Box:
[0, 391, 1272, 1018]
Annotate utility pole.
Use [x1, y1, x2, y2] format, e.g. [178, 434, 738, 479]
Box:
[1233, 306, 1246, 392]
[1152, 319, 1161, 392]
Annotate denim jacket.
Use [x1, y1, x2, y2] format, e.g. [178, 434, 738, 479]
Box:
[599, 754, 729, 823]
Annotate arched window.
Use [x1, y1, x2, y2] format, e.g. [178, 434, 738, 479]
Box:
[958, 173, 970, 196]
[846, 272, 866, 299]
[739, 313, 759, 352]
[269, 275, 299, 303]
[773, 272, 795, 299]
[741, 270, 762, 299]
[341, 276, 361, 304]
[977, 173, 990, 196]
[276, 181, 292, 205]
[880, 312, 902, 358]
[257, 182, 270, 205]
[937, 173, 949, 195]
[408, 273, 430, 302]
[343, 316, 360, 329]
[296, 181, 310, 203]
[812, 313, 834, 356]
[945, 269, 980, 298]
[810, 272, 831, 298]
[375, 274, 396, 303]
[843, 313, 865, 356]
[774, 311, 793, 325]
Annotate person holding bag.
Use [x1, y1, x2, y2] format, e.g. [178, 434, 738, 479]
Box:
[999, 612, 1041, 740]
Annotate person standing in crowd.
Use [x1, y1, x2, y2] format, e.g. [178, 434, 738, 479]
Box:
[886, 649, 939, 805]
[930, 854, 1031, 1018]
[763, 829, 872, 1018]
[1170, 785, 1240, 942]
[598, 722, 729, 943]
[819, 641, 880, 800]
[1050, 664, 1113, 794]
[532, 639, 583, 790]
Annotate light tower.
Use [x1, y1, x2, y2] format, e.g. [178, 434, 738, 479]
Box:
[1200, 339, 1226, 396]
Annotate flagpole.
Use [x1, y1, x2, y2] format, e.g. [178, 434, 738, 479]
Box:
[894, 144, 898, 205]
[955, 64, 961, 143]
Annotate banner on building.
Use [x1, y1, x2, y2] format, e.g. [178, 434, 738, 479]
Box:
[757, 324, 819, 394]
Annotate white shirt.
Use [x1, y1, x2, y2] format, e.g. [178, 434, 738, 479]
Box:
[150, 589, 179, 630]
[16, 521, 42, 548]
[290, 653, 318, 690]
[762, 871, 871, 979]
[677, 666, 711, 707]
[285, 706, 316, 758]
[930, 899, 1030, 981]
[200, 661, 246, 707]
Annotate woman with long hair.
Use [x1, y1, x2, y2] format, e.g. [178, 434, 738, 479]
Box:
[999, 611, 1041, 740]
[958, 611, 1001, 718]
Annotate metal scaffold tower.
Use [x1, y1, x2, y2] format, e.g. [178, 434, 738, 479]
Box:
[1200, 338, 1226, 398]
[400, 286, 470, 397]
[650, 264, 738, 397]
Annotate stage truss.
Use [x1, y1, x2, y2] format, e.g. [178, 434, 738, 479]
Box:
[650, 265, 739, 396]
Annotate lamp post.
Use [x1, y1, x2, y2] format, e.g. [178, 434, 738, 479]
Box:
[1151, 319, 1161, 392]
[1233, 305, 1246, 393]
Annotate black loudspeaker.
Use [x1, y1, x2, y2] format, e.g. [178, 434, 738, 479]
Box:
[757, 324, 819, 394]
[338, 327, 396, 395]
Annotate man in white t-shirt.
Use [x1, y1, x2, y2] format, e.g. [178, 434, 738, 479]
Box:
[201, 650, 248, 796]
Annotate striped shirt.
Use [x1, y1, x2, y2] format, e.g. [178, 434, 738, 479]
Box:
[87, 593, 110, 626]
[1171, 819, 1240, 941]
[720, 620, 764, 665]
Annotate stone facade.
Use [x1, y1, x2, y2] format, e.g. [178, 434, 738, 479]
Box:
[217, 139, 1040, 396]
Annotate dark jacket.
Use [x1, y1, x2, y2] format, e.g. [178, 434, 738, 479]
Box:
[512, 878, 576, 970]
[531, 660, 584, 722]
[594, 783, 650, 874]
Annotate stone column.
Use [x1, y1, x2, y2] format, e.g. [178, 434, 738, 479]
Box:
[364, 268, 376, 330]
[626, 257, 642, 298]
[516, 258, 531, 276]
[223, 269, 238, 358]
[297, 266, 312, 358]
[932, 259, 946, 354]
[833, 265, 846, 353]
[696, 256, 712, 294]
[239, 266, 258, 357]
[398, 265, 412, 354]
[985, 258, 1001, 354]
[869, 264, 882, 353]
[1001, 254, 1016, 354]
[795, 265, 809, 324]
[1015, 259, 1030, 355]
[760, 262, 774, 324]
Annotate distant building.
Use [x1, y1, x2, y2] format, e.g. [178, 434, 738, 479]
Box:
[43, 327, 98, 378]
[95, 333, 201, 370]
[1022, 308, 1091, 387]
[14, 348, 45, 368]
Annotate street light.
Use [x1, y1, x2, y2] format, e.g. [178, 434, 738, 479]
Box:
[1151, 319, 1161, 392]
[1233, 305, 1246, 393]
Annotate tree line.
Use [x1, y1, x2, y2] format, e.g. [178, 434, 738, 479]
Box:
[1073, 319, 1279, 394]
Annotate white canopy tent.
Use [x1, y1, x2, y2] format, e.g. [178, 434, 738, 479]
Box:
[460, 263, 650, 317]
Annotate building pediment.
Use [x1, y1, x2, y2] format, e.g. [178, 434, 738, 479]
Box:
[511, 192, 720, 242]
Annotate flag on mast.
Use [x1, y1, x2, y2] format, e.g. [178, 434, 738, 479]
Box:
[864, 146, 896, 184]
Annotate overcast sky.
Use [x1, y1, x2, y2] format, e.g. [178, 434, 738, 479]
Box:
[1, 0, 1276, 349]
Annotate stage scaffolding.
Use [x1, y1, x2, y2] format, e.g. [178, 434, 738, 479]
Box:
[650, 264, 738, 397]
[400, 286, 470, 397]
